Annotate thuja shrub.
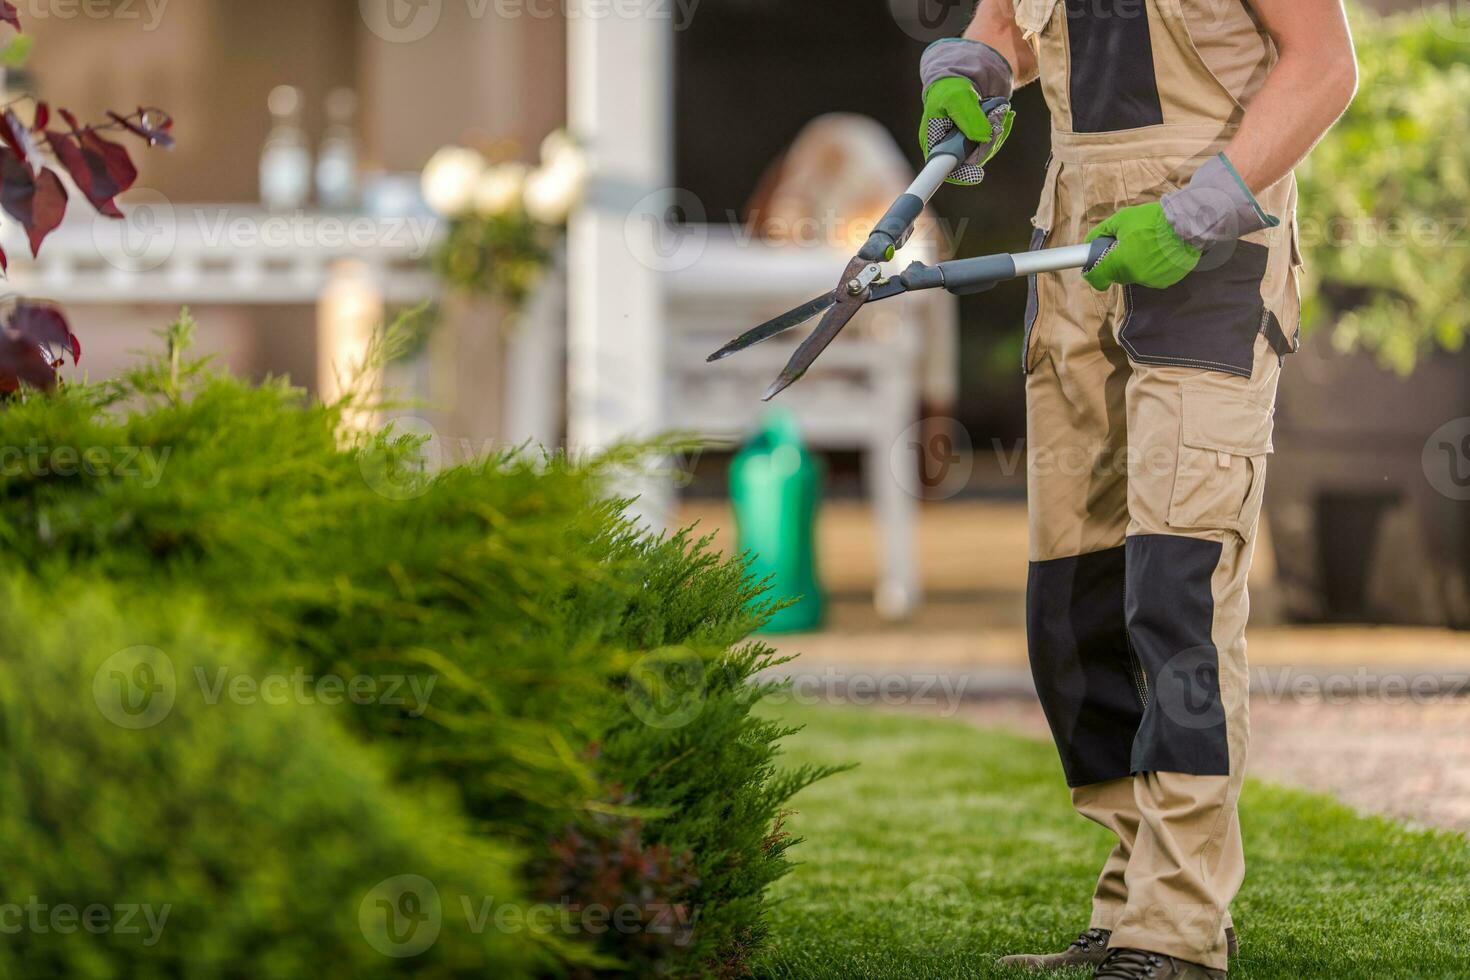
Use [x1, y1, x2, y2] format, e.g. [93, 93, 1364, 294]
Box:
[0, 579, 536, 979]
[0, 321, 832, 976]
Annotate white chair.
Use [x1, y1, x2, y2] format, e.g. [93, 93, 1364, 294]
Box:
[665, 225, 958, 620]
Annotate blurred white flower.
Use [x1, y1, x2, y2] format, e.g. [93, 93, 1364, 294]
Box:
[474, 162, 529, 217]
[539, 130, 580, 169]
[421, 146, 485, 216]
[524, 150, 588, 226]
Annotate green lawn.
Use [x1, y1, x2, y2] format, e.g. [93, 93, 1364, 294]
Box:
[754, 703, 1470, 979]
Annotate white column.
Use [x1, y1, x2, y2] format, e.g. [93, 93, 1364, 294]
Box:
[566, 1, 672, 529]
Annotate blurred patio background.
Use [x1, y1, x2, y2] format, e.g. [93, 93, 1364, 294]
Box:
[9, 0, 1469, 829]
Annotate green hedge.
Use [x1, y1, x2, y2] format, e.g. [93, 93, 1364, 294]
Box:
[0, 580, 533, 978]
[0, 320, 832, 976]
[1297, 4, 1470, 372]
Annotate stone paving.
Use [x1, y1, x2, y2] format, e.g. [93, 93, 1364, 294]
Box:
[945, 696, 1470, 835]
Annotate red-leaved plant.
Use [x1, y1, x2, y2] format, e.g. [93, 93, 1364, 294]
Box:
[0, 0, 172, 393]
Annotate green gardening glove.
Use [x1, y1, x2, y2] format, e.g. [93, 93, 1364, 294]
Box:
[1084, 153, 1279, 291]
[919, 79, 1015, 185]
[1083, 203, 1202, 291]
[919, 77, 998, 156]
[918, 38, 1016, 185]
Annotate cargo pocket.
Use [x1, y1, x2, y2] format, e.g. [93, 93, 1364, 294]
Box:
[1167, 386, 1274, 539]
[1119, 240, 1270, 379]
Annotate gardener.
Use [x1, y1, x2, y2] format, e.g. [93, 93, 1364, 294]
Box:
[918, 2, 1356, 978]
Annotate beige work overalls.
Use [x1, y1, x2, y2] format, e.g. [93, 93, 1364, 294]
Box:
[1013, 0, 1301, 969]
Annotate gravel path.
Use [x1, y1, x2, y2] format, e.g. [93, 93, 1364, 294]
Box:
[949, 697, 1470, 834]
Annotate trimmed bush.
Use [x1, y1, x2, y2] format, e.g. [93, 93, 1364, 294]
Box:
[1296, 4, 1470, 372]
[0, 321, 831, 976]
[0, 579, 535, 978]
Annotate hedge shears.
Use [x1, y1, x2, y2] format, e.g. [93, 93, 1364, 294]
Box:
[707, 98, 1116, 400]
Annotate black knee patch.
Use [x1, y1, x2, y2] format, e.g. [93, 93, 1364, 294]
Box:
[1125, 535, 1230, 776]
[1027, 546, 1144, 787]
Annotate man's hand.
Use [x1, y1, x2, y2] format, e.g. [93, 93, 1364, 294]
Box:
[919, 77, 996, 154]
[1083, 204, 1201, 291]
[918, 38, 1016, 180]
[1084, 152, 1276, 291]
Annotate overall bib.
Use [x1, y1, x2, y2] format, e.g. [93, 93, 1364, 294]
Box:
[1013, 0, 1301, 968]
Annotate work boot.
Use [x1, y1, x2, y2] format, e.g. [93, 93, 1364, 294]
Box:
[1093, 948, 1225, 979]
[998, 927, 1113, 970]
[999, 928, 1237, 971]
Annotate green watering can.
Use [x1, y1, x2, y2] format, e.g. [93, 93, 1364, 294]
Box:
[729, 408, 824, 633]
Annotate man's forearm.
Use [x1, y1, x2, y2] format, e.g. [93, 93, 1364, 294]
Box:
[963, 0, 1036, 87]
[1221, 3, 1358, 194]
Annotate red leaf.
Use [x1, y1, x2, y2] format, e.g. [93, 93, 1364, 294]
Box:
[107, 108, 175, 149]
[0, 244, 8, 274]
[0, 302, 74, 392]
[0, 334, 58, 393]
[0, 1, 18, 32]
[59, 108, 81, 132]
[10, 302, 78, 363]
[46, 129, 133, 218]
[0, 108, 37, 170]
[33, 103, 48, 132]
[0, 153, 70, 256]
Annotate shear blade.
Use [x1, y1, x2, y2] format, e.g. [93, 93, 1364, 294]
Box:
[705, 291, 836, 362]
[762, 294, 865, 401]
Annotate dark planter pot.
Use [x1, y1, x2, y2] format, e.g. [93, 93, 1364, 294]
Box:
[1265, 332, 1470, 628]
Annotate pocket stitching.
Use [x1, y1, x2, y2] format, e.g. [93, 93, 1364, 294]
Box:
[1167, 448, 1260, 537]
[1179, 384, 1275, 457]
[1167, 389, 1273, 536]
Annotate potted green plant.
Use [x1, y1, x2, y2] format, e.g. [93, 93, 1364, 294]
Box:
[420, 132, 584, 448]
